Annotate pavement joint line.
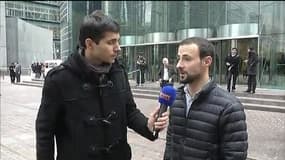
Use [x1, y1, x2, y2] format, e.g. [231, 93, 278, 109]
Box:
[2, 99, 38, 111]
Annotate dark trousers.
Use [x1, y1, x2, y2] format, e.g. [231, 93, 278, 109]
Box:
[227, 72, 238, 91]
[16, 73, 21, 82]
[10, 74, 15, 83]
[136, 70, 145, 85]
[247, 75, 256, 92]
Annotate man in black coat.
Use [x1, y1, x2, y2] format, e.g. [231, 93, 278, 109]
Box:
[164, 37, 248, 160]
[8, 62, 16, 83]
[36, 10, 169, 160]
[136, 55, 147, 86]
[225, 48, 240, 92]
[245, 48, 258, 94]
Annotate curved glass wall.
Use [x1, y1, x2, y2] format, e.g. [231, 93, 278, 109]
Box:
[176, 1, 210, 40]
[102, 1, 285, 89]
[259, 1, 285, 89]
[209, 1, 259, 38]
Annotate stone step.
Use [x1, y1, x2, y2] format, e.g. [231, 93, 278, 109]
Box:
[16, 82, 43, 88]
[131, 88, 285, 107]
[16, 81, 285, 113]
[131, 88, 285, 101]
[132, 93, 285, 113]
[22, 80, 44, 85]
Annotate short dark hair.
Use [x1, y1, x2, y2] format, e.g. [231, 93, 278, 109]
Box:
[248, 47, 254, 52]
[78, 10, 120, 48]
[179, 37, 214, 59]
[232, 48, 238, 51]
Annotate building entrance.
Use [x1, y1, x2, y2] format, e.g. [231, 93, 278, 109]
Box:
[121, 38, 258, 86]
[210, 38, 258, 85]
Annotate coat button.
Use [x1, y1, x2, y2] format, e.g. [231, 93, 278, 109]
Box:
[82, 83, 91, 91]
[89, 116, 96, 121]
[90, 145, 96, 151]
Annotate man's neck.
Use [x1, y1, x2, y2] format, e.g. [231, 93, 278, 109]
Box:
[85, 50, 102, 66]
[188, 75, 210, 96]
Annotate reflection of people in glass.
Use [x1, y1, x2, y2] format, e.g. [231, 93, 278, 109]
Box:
[245, 48, 258, 94]
[225, 48, 240, 92]
[136, 55, 146, 86]
[277, 52, 285, 74]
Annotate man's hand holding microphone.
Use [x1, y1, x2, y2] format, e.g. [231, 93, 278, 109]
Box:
[147, 86, 176, 137]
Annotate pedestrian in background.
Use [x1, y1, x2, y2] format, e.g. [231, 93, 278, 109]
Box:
[245, 47, 258, 94]
[8, 62, 16, 83]
[15, 62, 21, 83]
[158, 57, 176, 88]
[225, 48, 240, 92]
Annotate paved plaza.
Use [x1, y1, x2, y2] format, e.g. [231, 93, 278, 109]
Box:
[1, 77, 285, 160]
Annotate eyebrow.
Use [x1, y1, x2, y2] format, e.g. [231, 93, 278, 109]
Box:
[178, 53, 191, 57]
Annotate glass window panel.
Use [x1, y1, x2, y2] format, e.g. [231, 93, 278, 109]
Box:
[260, 1, 285, 34]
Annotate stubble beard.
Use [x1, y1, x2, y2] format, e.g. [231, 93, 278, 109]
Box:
[179, 72, 200, 84]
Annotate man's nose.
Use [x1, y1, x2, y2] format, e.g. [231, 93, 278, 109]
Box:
[176, 60, 182, 69]
[115, 44, 121, 52]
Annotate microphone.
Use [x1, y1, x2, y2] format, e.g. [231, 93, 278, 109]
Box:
[154, 85, 176, 137]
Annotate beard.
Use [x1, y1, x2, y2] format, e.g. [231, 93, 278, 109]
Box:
[179, 72, 201, 84]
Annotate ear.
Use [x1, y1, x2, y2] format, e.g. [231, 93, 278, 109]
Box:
[85, 38, 94, 49]
[202, 56, 212, 66]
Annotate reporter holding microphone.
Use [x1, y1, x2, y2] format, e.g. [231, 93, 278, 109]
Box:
[164, 37, 248, 160]
[36, 10, 168, 160]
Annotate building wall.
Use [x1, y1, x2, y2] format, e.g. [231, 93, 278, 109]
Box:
[5, 1, 60, 59]
[6, 17, 18, 66]
[60, 1, 91, 60]
[59, 1, 72, 60]
[102, 1, 285, 89]
[6, 17, 53, 70]
[0, 1, 7, 69]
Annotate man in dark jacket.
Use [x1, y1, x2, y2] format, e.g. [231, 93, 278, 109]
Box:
[164, 37, 248, 160]
[36, 10, 169, 160]
[158, 57, 176, 88]
[15, 62, 21, 83]
[225, 48, 240, 92]
[245, 48, 258, 94]
[136, 55, 147, 86]
[8, 62, 16, 83]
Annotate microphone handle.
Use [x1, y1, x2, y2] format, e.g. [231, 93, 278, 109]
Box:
[153, 104, 168, 138]
[158, 104, 168, 118]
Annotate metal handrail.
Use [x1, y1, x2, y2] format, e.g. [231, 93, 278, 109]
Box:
[128, 69, 142, 86]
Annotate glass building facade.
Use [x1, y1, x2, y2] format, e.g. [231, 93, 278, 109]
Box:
[0, 1, 7, 69]
[100, 1, 285, 89]
[59, 1, 101, 60]
[5, 1, 61, 59]
[60, 1, 87, 60]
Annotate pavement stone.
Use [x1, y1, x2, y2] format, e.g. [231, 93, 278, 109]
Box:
[1, 79, 285, 160]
